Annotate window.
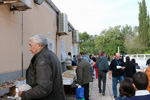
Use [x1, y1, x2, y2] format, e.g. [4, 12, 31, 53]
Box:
[61, 41, 66, 62]
[48, 39, 54, 52]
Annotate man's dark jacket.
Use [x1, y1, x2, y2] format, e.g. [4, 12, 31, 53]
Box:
[124, 61, 136, 78]
[96, 56, 109, 72]
[76, 59, 92, 85]
[109, 59, 125, 77]
[21, 47, 65, 100]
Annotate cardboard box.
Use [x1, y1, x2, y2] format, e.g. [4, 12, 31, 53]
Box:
[9, 77, 26, 97]
[9, 86, 16, 97]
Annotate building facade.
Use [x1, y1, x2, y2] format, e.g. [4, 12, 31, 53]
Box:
[0, 0, 79, 88]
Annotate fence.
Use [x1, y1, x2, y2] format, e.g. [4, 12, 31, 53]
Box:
[124, 54, 150, 68]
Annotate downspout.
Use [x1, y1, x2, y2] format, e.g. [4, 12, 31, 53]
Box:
[56, 12, 59, 56]
[21, 11, 23, 77]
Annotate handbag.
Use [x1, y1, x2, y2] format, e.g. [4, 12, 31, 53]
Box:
[76, 85, 84, 99]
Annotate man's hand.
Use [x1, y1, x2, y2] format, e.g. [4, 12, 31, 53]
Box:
[121, 67, 125, 70]
[19, 90, 23, 97]
[76, 84, 80, 87]
[109, 74, 112, 79]
[109, 71, 112, 79]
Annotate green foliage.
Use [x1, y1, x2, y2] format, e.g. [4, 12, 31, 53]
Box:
[79, 32, 90, 43]
[79, 32, 98, 54]
[148, 26, 150, 46]
[124, 26, 142, 54]
[138, 0, 149, 47]
[79, 25, 144, 56]
[94, 26, 126, 56]
[124, 34, 145, 54]
[137, 0, 150, 53]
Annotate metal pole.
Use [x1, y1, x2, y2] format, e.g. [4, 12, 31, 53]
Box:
[118, 46, 119, 53]
[21, 11, 23, 77]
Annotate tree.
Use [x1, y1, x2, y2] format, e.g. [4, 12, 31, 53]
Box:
[79, 32, 90, 44]
[147, 14, 150, 46]
[138, 0, 148, 47]
[124, 26, 145, 54]
[94, 26, 126, 56]
[79, 32, 98, 54]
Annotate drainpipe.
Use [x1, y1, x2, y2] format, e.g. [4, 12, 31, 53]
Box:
[56, 12, 59, 56]
[21, 11, 23, 77]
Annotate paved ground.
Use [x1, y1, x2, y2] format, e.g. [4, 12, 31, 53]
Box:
[66, 73, 120, 100]
[89, 78, 115, 100]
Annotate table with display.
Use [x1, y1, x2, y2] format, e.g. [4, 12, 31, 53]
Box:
[62, 66, 77, 94]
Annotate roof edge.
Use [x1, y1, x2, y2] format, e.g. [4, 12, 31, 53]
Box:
[45, 0, 60, 13]
[68, 21, 75, 31]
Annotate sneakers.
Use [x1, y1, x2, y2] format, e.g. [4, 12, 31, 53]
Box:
[102, 92, 105, 96]
[99, 90, 102, 93]
[92, 76, 95, 79]
[99, 89, 105, 96]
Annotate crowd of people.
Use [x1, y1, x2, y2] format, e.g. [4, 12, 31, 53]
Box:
[66, 51, 110, 99]
[17, 34, 150, 100]
[68, 51, 150, 100]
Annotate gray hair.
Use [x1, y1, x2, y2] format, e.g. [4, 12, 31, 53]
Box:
[30, 34, 48, 47]
[76, 54, 82, 60]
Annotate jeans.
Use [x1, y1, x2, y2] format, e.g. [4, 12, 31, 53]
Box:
[93, 66, 95, 75]
[98, 71, 107, 93]
[90, 67, 93, 77]
[82, 83, 89, 100]
[112, 76, 124, 97]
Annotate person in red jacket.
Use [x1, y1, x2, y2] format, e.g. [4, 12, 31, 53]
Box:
[94, 54, 101, 79]
[94, 62, 98, 79]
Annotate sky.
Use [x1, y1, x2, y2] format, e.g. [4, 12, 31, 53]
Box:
[52, 0, 150, 35]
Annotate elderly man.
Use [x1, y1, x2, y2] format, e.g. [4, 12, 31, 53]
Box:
[109, 53, 125, 98]
[76, 54, 92, 100]
[19, 34, 65, 100]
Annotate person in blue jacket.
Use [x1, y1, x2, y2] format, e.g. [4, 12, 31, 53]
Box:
[135, 63, 140, 69]
[73, 55, 77, 65]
